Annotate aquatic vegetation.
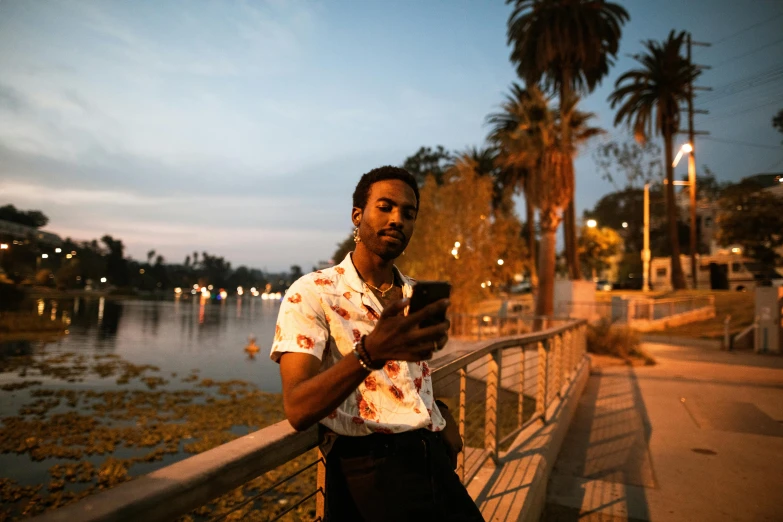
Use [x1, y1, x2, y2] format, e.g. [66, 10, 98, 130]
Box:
[0, 351, 317, 521]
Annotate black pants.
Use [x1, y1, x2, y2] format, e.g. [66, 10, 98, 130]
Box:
[324, 429, 485, 522]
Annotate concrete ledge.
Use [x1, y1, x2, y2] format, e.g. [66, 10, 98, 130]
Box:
[630, 307, 715, 332]
[640, 334, 723, 350]
[466, 356, 591, 522]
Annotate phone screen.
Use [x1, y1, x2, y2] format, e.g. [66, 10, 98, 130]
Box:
[407, 281, 451, 327]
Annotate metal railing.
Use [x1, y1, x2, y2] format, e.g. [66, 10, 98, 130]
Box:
[627, 295, 714, 322]
[30, 319, 588, 522]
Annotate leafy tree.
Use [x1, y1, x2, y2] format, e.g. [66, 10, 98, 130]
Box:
[506, 0, 629, 280]
[399, 154, 528, 313]
[716, 184, 783, 265]
[332, 234, 355, 265]
[609, 30, 700, 290]
[0, 204, 49, 228]
[578, 225, 623, 279]
[402, 145, 453, 186]
[593, 139, 663, 189]
[773, 108, 783, 143]
[101, 235, 129, 287]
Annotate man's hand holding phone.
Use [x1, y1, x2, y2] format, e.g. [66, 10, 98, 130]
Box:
[363, 293, 451, 364]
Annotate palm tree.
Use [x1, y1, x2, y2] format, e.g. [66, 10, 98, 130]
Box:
[609, 30, 699, 290]
[487, 84, 539, 289]
[489, 86, 602, 320]
[506, 0, 629, 280]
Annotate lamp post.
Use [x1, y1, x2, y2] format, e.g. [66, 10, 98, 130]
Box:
[673, 142, 698, 288]
[0, 243, 7, 271]
[643, 183, 650, 292]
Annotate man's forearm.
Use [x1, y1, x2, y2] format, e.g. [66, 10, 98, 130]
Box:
[285, 353, 370, 431]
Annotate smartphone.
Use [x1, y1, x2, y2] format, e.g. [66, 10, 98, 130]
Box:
[407, 281, 451, 328]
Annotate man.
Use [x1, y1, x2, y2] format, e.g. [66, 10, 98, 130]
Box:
[270, 166, 485, 521]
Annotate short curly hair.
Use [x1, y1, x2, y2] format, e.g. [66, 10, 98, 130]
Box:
[352, 166, 419, 211]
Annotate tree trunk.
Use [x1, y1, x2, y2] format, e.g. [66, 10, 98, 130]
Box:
[559, 81, 581, 281]
[664, 132, 686, 289]
[534, 208, 560, 331]
[525, 194, 539, 290]
[564, 199, 581, 280]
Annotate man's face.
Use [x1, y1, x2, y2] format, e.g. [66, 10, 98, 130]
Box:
[353, 179, 417, 261]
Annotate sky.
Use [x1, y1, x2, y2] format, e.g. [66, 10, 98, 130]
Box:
[1, 0, 782, 272]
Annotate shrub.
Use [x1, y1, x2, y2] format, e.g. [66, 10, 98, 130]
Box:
[587, 318, 652, 363]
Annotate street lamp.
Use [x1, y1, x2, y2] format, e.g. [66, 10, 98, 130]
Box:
[0, 244, 8, 250]
[586, 219, 597, 228]
[672, 141, 699, 288]
[622, 222, 628, 229]
[55, 248, 62, 253]
[100, 277, 107, 283]
[41, 254, 49, 259]
[497, 259, 504, 266]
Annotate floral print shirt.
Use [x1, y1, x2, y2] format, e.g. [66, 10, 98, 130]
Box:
[270, 253, 446, 441]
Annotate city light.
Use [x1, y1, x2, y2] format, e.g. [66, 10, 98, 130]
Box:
[71, 251, 77, 256]
[219, 290, 228, 300]
[174, 287, 182, 294]
[55, 248, 62, 253]
[193, 284, 199, 289]
[481, 282, 486, 288]
[66, 254, 72, 259]
[454, 241, 461, 248]
[586, 219, 597, 228]
[731, 247, 742, 254]
[0, 244, 7, 250]
[100, 277, 107, 283]
[41, 254, 49, 259]
[622, 222, 628, 228]
[237, 286, 244, 296]
[207, 285, 214, 290]
[451, 248, 458, 256]
[497, 259, 504, 266]
[139, 269, 145, 274]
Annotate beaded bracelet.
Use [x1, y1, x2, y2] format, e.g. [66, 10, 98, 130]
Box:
[352, 346, 373, 372]
[357, 335, 385, 370]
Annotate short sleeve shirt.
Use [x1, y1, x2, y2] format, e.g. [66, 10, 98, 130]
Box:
[270, 253, 446, 438]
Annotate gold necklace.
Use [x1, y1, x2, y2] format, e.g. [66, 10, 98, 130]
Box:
[365, 280, 394, 297]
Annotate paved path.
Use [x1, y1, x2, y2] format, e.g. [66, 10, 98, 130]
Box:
[543, 344, 783, 522]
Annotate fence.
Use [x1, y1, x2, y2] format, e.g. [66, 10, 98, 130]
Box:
[557, 295, 715, 329]
[30, 319, 588, 522]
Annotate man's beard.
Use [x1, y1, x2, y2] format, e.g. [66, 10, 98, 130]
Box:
[362, 227, 409, 261]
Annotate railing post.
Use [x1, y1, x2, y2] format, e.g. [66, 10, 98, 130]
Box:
[458, 368, 466, 482]
[485, 350, 500, 464]
[316, 449, 326, 520]
[536, 341, 547, 423]
[517, 345, 526, 428]
[554, 334, 562, 396]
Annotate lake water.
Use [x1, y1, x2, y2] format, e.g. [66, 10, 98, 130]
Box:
[0, 295, 291, 517]
[1, 296, 284, 398]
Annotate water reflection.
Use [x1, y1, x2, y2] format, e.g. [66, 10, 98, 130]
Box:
[5, 296, 283, 393]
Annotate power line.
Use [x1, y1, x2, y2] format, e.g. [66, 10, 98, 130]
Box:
[702, 136, 782, 150]
[709, 13, 783, 45]
[697, 66, 783, 104]
[712, 36, 783, 67]
[701, 98, 783, 123]
[760, 155, 783, 172]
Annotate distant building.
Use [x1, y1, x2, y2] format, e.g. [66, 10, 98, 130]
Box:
[0, 219, 63, 246]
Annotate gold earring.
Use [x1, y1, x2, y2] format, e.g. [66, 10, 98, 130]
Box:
[353, 226, 361, 243]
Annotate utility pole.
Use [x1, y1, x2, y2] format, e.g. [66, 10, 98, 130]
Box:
[643, 183, 650, 292]
[685, 33, 711, 288]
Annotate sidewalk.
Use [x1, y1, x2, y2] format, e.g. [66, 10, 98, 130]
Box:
[543, 343, 783, 521]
